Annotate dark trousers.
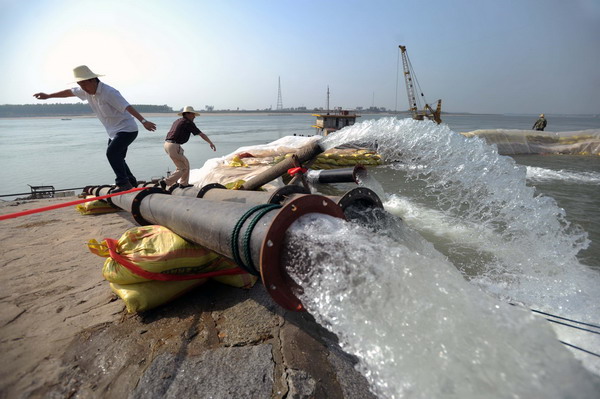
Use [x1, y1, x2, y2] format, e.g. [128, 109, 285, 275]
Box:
[106, 131, 138, 187]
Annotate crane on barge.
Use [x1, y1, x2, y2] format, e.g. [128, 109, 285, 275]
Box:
[399, 45, 442, 124]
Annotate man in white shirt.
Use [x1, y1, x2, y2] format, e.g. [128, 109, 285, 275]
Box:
[34, 65, 157, 192]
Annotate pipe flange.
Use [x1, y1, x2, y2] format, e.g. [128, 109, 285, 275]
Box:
[95, 185, 112, 197]
[260, 194, 346, 311]
[130, 187, 169, 226]
[267, 184, 310, 204]
[197, 183, 226, 198]
[336, 187, 383, 211]
[82, 185, 94, 196]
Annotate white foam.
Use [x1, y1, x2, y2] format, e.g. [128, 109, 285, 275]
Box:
[285, 215, 600, 398]
[305, 117, 600, 388]
[526, 166, 600, 184]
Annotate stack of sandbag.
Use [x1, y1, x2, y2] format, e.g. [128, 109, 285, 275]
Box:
[312, 148, 382, 169]
[76, 197, 121, 215]
[272, 148, 382, 170]
[88, 225, 257, 312]
[188, 136, 382, 189]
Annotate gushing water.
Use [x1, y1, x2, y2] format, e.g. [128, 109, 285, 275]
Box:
[282, 118, 600, 397]
[285, 214, 599, 398]
[323, 118, 597, 314]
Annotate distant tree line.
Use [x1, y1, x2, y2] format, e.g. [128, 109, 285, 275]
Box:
[0, 103, 174, 117]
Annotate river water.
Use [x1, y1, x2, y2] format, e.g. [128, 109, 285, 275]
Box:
[1, 113, 599, 397]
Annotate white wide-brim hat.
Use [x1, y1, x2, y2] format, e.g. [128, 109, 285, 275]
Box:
[178, 106, 201, 116]
[73, 65, 103, 82]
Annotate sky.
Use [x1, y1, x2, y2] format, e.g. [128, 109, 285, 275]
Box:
[0, 0, 599, 115]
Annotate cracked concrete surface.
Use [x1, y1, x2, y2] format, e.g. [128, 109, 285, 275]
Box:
[1, 198, 375, 399]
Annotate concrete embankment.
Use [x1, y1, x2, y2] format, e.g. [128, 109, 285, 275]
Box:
[0, 198, 374, 398]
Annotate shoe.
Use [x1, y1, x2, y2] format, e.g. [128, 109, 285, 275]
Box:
[111, 183, 134, 193]
[159, 179, 167, 190]
[179, 184, 194, 189]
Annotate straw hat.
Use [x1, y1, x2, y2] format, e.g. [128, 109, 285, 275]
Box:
[540, 113, 545, 118]
[178, 106, 201, 116]
[72, 65, 103, 82]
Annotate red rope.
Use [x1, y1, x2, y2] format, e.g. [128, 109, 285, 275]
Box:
[104, 238, 247, 281]
[0, 187, 147, 221]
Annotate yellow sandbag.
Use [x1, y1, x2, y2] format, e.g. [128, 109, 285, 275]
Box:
[110, 279, 207, 313]
[337, 159, 355, 166]
[224, 180, 246, 190]
[323, 153, 341, 160]
[229, 155, 248, 167]
[88, 225, 240, 285]
[315, 157, 337, 165]
[311, 163, 334, 170]
[76, 199, 120, 215]
[90, 225, 259, 313]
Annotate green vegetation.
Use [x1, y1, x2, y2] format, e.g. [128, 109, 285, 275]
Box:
[0, 103, 174, 117]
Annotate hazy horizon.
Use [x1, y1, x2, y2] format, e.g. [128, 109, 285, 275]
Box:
[1, 0, 599, 115]
[0, 103, 598, 118]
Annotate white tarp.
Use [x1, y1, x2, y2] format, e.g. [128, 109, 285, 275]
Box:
[189, 136, 319, 188]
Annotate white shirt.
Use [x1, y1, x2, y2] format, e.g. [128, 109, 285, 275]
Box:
[72, 82, 138, 139]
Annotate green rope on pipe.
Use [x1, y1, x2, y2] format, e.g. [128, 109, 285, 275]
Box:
[242, 204, 281, 275]
[230, 204, 281, 275]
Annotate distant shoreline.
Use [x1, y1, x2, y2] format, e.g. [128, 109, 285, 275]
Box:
[0, 111, 407, 120]
[3, 112, 596, 120]
[0, 111, 514, 120]
[0, 112, 315, 120]
[3, 111, 597, 121]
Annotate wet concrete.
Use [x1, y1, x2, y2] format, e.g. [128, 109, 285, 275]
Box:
[38, 281, 375, 399]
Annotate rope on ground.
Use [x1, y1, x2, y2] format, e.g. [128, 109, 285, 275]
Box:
[0, 187, 147, 221]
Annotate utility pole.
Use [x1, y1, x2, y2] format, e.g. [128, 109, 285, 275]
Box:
[276, 76, 283, 111]
[395, 46, 401, 113]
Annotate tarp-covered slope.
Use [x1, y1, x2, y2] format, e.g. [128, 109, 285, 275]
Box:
[461, 129, 600, 156]
[189, 136, 380, 188]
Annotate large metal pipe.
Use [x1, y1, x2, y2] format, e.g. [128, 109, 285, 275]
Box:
[240, 140, 325, 191]
[92, 183, 383, 218]
[90, 185, 346, 311]
[83, 184, 112, 197]
[172, 183, 310, 204]
[95, 185, 148, 211]
[171, 184, 383, 219]
[305, 165, 366, 185]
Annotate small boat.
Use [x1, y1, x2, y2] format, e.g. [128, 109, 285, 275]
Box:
[310, 86, 360, 137]
[312, 109, 360, 136]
